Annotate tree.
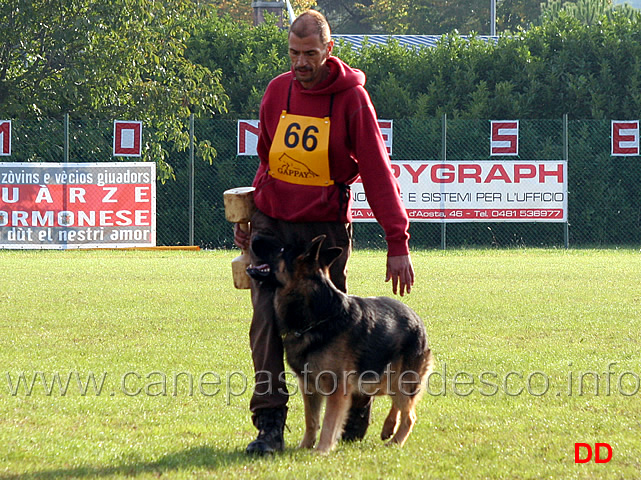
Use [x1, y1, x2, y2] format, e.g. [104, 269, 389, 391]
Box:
[320, 0, 492, 34]
[540, 0, 639, 25]
[0, 0, 228, 179]
[497, 0, 544, 31]
[356, 0, 438, 34]
[316, 0, 375, 32]
[213, 0, 317, 24]
[187, 15, 290, 116]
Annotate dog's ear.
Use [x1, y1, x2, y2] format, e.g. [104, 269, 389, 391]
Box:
[319, 247, 343, 269]
[304, 235, 342, 269]
[305, 235, 327, 263]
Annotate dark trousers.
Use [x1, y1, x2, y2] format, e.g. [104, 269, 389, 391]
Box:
[248, 210, 352, 420]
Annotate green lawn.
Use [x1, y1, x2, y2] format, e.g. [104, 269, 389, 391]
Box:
[0, 248, 640, 479]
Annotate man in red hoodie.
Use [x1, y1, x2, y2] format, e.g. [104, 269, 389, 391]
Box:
[237, 9, 414, 455]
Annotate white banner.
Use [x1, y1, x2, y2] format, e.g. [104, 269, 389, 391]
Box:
[351, 160, 567, 222]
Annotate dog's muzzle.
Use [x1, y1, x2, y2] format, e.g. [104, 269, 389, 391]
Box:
[246, 263, 271, 279]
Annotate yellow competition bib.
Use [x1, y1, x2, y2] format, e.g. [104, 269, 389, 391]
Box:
[269, 111, 333, 186]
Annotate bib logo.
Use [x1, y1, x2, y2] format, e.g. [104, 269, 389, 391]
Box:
[575, 443, 613, 464]
[274, 153, 319, 180]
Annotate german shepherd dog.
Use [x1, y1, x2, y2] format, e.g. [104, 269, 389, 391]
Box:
[247, 235, 433, 454]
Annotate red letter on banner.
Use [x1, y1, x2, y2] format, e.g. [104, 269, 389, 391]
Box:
[0, 120, 10, 156]
[378, 120, 393, 155]
[113, 121, 142, 157]
[611, 120, 639, 156]
[490, 120, 519, 156]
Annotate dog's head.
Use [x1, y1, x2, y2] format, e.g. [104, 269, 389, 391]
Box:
[246, 235, 283, 288]
[247, 235, 342, 288]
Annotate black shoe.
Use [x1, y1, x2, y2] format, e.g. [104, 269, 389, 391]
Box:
[341, 398, 372, 442]
[246, 407, 287, 455]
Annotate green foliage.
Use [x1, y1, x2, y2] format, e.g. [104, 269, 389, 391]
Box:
[318, 0, 543, 35]
[334, 14, 641, 121]
[0, 0, 228, 180]
[187, 15, 289, 117]
[540, 0, 640, 25]
[498, 0, 545, 31]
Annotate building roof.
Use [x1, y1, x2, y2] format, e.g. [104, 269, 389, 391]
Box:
[333, 34, 498, 50]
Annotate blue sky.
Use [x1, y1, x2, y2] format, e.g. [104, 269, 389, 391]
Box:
[614, 0, 641, 9]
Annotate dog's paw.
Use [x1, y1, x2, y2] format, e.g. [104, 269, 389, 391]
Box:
[381, 425, 395, 441]
[298, 438, 316, 449]
[315, 440, 336, 455]
[315, 446, 332, 455]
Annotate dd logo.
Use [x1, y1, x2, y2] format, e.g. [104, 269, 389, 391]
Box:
[575, 443, 613, 464]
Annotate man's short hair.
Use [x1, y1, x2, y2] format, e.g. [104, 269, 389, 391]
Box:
[289, 10, 332, 45]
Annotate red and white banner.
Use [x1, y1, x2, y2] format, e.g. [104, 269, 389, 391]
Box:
[237, 120, 260, 156]
[611, 120, 639, 156]
[238, 119, 394, 156]
[0, 120, 10, 156]
[378, 120, 393, 156]
[0, 162, 155, 249]
[490, 120, 519, 156]
[351, 160, 567, 222]
[113, 121, 142, 157]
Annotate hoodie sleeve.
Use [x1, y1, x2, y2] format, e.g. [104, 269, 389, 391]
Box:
[253, 74, 282, 187]
[348, 87, 410, 257]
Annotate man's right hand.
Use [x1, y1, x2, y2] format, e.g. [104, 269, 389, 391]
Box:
[234, 223, 251, 250]
[385, 254, 415, 297]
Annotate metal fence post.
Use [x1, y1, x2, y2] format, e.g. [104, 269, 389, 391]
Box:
[189, 113, 195, 246]
[64, 113, 69, 163]
[441, 113, 447, 250]
[563, 113, 569, 248]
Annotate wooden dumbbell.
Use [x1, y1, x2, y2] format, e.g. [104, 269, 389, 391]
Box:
[223, 187, 256, 289]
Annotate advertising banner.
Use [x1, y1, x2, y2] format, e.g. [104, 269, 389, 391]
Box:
[490, 120, 519, 156]
[0, 162, 156, 249]
[238, 119, 394, 155]
[351, 160, 567, 223]
[611, 120, 640, 156]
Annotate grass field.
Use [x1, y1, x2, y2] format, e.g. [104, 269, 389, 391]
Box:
[0, 248, 640, 479]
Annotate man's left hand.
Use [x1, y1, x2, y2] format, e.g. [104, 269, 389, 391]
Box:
[385, 254, 415, 296]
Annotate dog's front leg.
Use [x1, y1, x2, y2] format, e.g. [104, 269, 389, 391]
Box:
[315, 392, 351, 455]
[299, 391, 322, 449]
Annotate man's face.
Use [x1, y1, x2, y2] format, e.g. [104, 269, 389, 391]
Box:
[288, 33, 334, 89]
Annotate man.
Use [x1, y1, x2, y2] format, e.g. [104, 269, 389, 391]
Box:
[235, 9, 414, 455]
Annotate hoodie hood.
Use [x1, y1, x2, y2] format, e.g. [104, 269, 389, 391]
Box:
[292, 56, 366, 96]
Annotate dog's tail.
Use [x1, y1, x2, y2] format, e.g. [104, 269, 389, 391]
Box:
[402, 346, 434, 398]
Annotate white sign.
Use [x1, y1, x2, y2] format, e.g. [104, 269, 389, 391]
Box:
[351, 160, 567, 222]
[113, 121, 142, 157]
[237, 119, 393, 156]
[611, 120, 639, 156]
[237, 120, 260, 156]
[490, 120, 519, 156]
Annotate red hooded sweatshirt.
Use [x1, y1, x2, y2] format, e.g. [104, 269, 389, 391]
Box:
[253, 56, 409, 257]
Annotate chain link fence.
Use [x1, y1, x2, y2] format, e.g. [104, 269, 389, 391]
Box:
[3, 115, 641, 249]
